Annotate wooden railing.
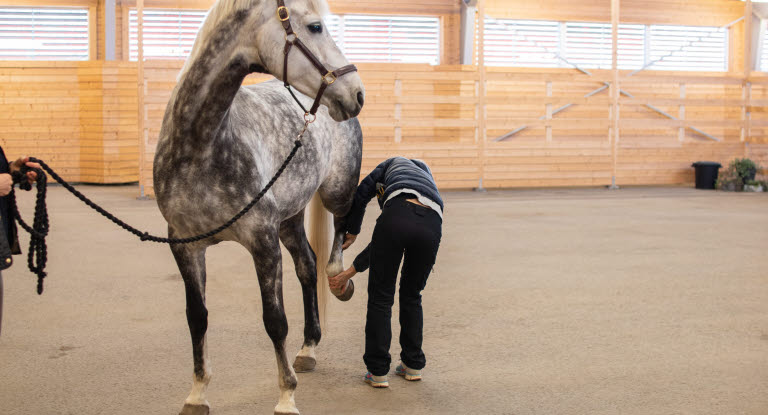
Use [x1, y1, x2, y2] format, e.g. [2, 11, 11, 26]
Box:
[1, 61, 767, 192]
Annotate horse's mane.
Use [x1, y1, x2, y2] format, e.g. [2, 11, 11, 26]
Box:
[179, 0, 330, 80]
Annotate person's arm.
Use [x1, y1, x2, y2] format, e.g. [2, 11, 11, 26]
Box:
[328, 242, 371, 294]
[352, 242, 371, 273]
[345, 159, 394, 236]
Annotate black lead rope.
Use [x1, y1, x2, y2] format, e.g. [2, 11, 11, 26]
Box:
[11, 139, 302, 295]
[10, 168, 49, 295]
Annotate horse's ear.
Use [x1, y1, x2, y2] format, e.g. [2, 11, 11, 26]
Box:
[249, 63, 268, 74]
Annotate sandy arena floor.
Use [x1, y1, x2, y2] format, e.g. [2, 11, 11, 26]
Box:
[0, 185, 766, 415]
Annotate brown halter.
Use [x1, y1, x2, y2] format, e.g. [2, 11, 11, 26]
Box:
[276, 0, 358, 121]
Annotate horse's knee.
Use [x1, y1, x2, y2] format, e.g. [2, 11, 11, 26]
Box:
[263, 312, 289, 342]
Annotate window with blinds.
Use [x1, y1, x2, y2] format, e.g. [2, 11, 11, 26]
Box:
[325, 14, 440, 65]
[483, 19, 560, 68]
[0, 7, 89, 60]
[647, 25, 727, 71]
[129, 9, 206, 60]
[761, 23, 768, 71]
[482, 18, 727, 72]
[129, 10, 439, 65]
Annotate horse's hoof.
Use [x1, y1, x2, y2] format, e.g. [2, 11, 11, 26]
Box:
[293, 355, 316, 373]
[334, 280, 354, 301]
[274, 404, 300, 415]
[179, 404, 210, 415]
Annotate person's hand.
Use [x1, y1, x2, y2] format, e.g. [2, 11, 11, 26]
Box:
[10, 157, 40, 184]
[328, 266, 356, 294]
[342, 233, 357, 250]
[0, 173, 12, 196]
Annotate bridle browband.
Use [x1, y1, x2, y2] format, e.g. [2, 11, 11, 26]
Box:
[276, 0, 357, 121]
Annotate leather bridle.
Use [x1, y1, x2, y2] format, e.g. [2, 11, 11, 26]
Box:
[276, 0, 358, 122]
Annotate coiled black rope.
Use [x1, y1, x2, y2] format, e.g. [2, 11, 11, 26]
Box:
[12, 139, 302, 294]
[10, 168, 49, 295]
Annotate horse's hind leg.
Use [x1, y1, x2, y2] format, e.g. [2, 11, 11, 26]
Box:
[279, 211, 320, 373]
[171, 242, 212, 415]
[251, 230, 299, 415]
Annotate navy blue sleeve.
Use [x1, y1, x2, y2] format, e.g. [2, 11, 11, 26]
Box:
[345, 158, 393, 235]
[352, 242, 371, 273]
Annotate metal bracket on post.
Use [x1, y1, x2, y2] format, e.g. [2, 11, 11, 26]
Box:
[137, 184, 149, 200]
[474, 178, 486, 192]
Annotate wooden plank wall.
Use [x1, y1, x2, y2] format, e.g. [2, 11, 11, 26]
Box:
[136, 62, 764, 195]
[0, 61, 138, 183]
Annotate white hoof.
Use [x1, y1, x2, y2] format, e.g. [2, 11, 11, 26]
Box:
[274, 402, 300, 415]
[293, 346, 317, 373]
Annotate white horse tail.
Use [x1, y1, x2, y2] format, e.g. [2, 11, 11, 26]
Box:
[306, 193, 332, 331]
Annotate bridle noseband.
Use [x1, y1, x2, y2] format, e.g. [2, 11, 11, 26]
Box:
[276, 0, 358, 121]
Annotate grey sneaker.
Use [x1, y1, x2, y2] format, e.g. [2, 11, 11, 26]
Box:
[395, 362, 422, 381]
[364, 372, 389, 388]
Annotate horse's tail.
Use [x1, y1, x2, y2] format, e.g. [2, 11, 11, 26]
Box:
[306, 194, 331, 331]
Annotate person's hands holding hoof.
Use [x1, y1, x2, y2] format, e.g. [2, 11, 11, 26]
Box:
[329, 266, 356, 301]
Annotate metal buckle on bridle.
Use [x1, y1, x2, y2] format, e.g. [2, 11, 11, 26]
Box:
[277, 6, 290, 21]
[285, 33, 297, 43]
[322, 71, 337, 85]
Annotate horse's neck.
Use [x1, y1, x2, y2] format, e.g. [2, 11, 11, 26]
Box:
[170, 13, 260, 140]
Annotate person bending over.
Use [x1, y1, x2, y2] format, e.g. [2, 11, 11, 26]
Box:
[329, 157, 443, 388]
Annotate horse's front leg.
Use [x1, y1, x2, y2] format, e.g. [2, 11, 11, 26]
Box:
[279, 211, 321, 373]
[251, 231, 300, 415]
[170, 242, 212, 415]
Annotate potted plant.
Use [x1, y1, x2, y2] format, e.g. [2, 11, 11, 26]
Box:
[731, 158, 758, 184]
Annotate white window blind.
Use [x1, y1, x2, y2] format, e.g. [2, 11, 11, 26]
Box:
[325, 14, 440, 65]
[483, 19, 560, 67]
[0, 7, 89, 60]
[761, 22, 768, 71]
[129, 9, 206, 60]
[648, 25, 727, 71]
[481, 17, 727, 72]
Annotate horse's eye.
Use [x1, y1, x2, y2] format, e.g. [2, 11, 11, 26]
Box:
[307, 23, 322, 34]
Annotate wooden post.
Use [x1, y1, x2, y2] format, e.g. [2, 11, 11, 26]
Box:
[394, 79, 402, 143]
[545, 81, 553, 142]
[137, 0, 146, 198]
[743, 0, 753, 147]
[476, 0, 487, 191]
[678, 83, 685, 142]
[89, 6, 97, 60]
[609, 0, 620, 189]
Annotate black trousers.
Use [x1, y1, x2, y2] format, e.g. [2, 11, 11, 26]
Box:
[364, 196, 442, 376]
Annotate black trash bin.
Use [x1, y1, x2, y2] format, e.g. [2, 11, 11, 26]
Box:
[691, 161, 722, 189]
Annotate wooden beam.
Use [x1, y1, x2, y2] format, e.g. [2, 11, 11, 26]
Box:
[610, 0, 619, 189]
[477, 0, 486, 190]
[89, 5, 97, 60]
[744, 0, 753, 144]
[137, 0, 146, 198]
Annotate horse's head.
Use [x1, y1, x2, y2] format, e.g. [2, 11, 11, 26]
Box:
[253, 0, 364, 121]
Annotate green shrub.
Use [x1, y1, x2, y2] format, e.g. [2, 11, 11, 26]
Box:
[730, 158, 758, 183]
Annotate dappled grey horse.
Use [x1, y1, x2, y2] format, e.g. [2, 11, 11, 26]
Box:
[153, 0, 364, 413]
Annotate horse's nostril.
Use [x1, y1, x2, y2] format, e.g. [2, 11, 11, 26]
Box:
[356, 91, 365, 107]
